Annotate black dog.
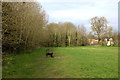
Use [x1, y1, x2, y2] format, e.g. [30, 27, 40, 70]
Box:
[46, 49, 54, 58]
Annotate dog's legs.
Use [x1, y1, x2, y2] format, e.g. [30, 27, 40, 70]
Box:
[51, 53, 54, 58]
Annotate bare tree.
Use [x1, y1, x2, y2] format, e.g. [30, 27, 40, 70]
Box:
[90, 16, 108, 44]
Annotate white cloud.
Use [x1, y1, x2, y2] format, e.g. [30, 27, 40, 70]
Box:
[37, 0, 119, 31]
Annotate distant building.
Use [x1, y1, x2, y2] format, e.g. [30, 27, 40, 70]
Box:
[88, 38, 114, 46]
[107, 38, 114, 46]
[88, 39, 101, 45]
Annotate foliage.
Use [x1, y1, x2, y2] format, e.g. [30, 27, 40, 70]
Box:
[2, 2, 47, 54]
[90, 16, 108, 43]
[44, 22, 88, 47]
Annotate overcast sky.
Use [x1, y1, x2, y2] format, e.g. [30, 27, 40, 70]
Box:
[37, 0, 119, 32]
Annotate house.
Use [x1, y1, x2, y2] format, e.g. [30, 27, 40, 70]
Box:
[106, 38, 114, 46]
[88, 39, 102, 45]
[88, 38, 114, 46]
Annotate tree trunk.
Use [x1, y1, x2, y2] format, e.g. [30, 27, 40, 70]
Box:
[97, 33, 100, 44]
[68, 38, 70, 47]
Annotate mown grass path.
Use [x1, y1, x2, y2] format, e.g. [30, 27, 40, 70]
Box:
[3, 46, 118, 78]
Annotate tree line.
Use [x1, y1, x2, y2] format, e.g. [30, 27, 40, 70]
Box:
[2, 2, 119, 54]
[2, 2, 48, 54]
[43, 22, 88, 47]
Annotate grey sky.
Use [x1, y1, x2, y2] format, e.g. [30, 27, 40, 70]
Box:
[37, 0, 119, 32]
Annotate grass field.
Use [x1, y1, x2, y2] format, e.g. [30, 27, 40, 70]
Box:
[3, 46, 118, 78]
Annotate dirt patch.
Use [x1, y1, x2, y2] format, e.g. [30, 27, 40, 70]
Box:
[38, 57, 43, 60]
[82, 48, 95, 49]
[87, 45, 101, 47]
[54, 56, 65, 59]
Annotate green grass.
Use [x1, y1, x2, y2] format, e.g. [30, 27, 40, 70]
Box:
[3, 46, 118, 78]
